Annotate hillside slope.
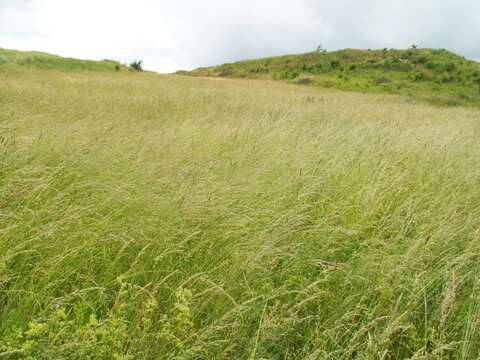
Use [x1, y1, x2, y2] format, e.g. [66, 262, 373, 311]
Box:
[1, 50, 480, 358]
[0, 47, 124, 72]
[188, 48, 480, 107]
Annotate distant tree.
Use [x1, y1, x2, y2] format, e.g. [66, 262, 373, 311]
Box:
[129, 59, 143, 71]
[411, 44, 418, 49]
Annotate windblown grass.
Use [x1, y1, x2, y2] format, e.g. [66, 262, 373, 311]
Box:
[1, 63, 480, 359]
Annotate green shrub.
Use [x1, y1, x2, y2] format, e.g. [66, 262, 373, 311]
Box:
[330, 60, 340, 69]
[281, 70, 300, 80]
[129, 60, 143, 71]
[313, 63, 325, 73]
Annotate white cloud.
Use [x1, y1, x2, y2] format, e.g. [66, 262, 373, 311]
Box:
[0, 0, 478, 72]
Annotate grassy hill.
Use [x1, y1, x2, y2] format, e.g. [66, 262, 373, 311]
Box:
[188, 48, 480, 107]
[1, 49, 480, 359]
[0, 47, 124, 72]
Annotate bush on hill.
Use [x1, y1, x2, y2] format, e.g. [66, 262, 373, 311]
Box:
[129, 59, 144, 71]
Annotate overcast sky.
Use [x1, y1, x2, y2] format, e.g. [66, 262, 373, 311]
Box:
[0, 0, 478, 72]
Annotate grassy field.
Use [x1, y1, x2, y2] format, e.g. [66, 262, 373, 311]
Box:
[1, 52, 480, 359]
[188, 48, 480, 108]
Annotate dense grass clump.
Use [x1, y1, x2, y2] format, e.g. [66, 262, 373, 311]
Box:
[188, 48, 480, 108]
[1, 54, 480, 358]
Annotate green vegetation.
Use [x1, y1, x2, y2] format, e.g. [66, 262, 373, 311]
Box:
[0, 48, 123, 72]
[1, 49, 480, 358]
[129, 59, 144, 72]
[188, 48, 480, 107]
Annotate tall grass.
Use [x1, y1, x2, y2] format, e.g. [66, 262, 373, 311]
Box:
[1, 65, 480, 359]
